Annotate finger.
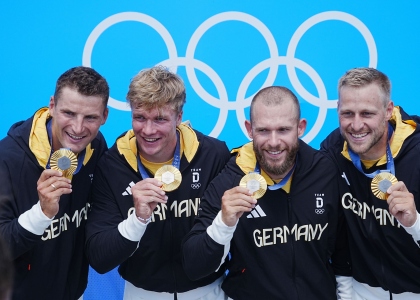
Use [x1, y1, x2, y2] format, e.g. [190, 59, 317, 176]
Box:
[37, 169, 63, 184]
[225, 186, 253, 197]
[387, 181, 408, 194]
[134, 178, 166, 196]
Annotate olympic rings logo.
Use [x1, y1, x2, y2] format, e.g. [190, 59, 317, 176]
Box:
[191, 183, 201, 189]
[83, 11, 377, 143]
[315, 209, 325, 214]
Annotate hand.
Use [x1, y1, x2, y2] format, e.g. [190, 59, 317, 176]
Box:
[387, 181, 417, 227]
[37, 169, 72, 218]
[221, 186, 257, 227]
[131, 178, 168, 223]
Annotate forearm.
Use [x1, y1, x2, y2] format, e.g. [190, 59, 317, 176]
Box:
[1, 201, 52, 259]
[86, 225, 139, 274]
[183, 211, 236, 280]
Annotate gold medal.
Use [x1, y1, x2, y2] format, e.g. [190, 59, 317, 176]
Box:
[155, 165, 182, 192]
[239, 173, 267, 199]
[371, 173, 398, 200]
[50, 149, 78, 180]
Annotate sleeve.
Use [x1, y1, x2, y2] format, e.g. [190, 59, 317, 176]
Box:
[182, 163, 238, 280]
[400, 212, 420, 247]
[336, 275, 353, 300]
[0, 156, 48, 259]
[85, 161, 139, 274]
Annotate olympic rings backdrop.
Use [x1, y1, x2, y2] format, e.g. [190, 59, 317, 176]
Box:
[1, 1, 420, 299]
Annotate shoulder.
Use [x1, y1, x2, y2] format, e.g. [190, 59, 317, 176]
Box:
[194, 130, 229, 154]
[320, 128, 343, 151]
[297, 140, 338, 174]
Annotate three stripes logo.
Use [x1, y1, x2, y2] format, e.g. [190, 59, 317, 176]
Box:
[122, 181, 135, 196]
[247, 205, 266, 218]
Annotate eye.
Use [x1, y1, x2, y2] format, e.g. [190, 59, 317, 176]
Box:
[156, 117, 167, 122]
[340, 111, 353, 117]
[134, 115, 145, 121]
[86, 115, 98, 121]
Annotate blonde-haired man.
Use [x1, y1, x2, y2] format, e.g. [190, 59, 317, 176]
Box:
[322, 67, 420, 299]
[86, 66, 230, 299]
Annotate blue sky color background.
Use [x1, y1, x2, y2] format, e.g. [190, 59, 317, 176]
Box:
[1, 1, 419, 299]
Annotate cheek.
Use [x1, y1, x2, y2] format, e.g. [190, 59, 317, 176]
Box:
[132, 121, 142, 132]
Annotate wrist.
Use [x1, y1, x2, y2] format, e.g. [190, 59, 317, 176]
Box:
[136, 214, 152, 224]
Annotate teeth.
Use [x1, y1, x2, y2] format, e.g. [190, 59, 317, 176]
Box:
[268, 150, 281, 155]
[144, 138, 158, 142]
[68, 133, 83, 140]
[351, 133, 368, 138]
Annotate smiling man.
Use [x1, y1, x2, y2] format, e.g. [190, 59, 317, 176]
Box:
[85, 66, 231, 299]
[182, 86, 350, 299]
[322, 67, 420, 299]
[0, 66, 109, 300]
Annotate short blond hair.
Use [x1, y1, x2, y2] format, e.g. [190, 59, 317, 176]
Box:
[126, 66, 186, 112]
[338, 67, 391, 107]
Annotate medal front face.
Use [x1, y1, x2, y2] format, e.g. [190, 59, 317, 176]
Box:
[50, 149, 78, 179]
[371, 173, 398, 200]
[155, 165, 182, 192]
[239, 173, 267, 199]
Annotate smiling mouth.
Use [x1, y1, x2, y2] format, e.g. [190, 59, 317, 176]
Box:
[267, 150, 283, 155]
[143, 137, 159, 142]
[67, 132, 84, 140]
[351, 132, 368, 139]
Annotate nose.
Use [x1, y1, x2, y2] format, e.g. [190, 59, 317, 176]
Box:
[143, 120, 156, 135]
[72, 116, 84, 134]
[267, 131, 280, 148]
[351, 115, 364, 131]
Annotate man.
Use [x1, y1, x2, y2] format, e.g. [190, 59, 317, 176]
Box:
[321, 67, 420, 299]
[182, 86, 350, 299]
[85, 66, 231, 299]
[0, 66, 109, 299]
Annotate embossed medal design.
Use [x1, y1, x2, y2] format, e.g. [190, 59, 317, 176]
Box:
[371, 173, 398, 200]
[50, 149, 78, 180]
[155, 165, 182, 192]
[239, 173, 267, 199]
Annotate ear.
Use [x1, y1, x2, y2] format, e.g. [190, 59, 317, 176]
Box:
[385, 101, 394, 121]
[176, 111, 183, 126]
[245, 120, 253, 139]
[49, 96, 55, 117]
[101, 107, 109, 125]
[297, 118, 307, 138]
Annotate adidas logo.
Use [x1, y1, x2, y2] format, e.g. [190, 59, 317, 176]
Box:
[247, 205, 266, 218]
[122, 181, 135, 196]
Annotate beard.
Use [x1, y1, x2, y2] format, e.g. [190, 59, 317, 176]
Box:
[254, 140, 299, 178]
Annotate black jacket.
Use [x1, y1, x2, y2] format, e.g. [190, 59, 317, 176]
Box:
[0, 108, 107, 300]
[183, 140, 350, 299]
[321, 106, 420, 294]
[85, 125, 231, 293]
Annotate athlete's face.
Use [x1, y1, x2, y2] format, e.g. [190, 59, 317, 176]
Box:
[245, 99, 306, 180]
[338, 83, 393, 160]
[132, 105, 182, 163]
[49, 87, 108, 154]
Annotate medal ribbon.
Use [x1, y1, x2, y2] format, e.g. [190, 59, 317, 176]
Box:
[137, 131, 181, 179]
[254, 160, 296, 191]
[347, 123, 395, 178]
[46, 119, 86, 174]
